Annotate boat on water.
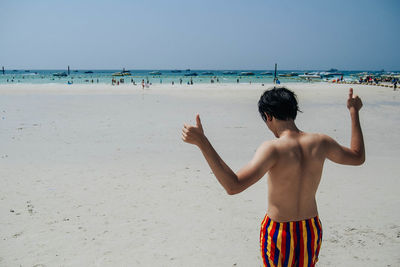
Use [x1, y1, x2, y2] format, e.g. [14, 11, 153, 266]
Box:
[84, 71, 94, 74]
[184, 73, 198, 76]
[113, 70, 131, 76]
[201, 72, 214, 75]
[149, 71, 162, 75]
[240, 72, 255, 76]
[299, 73, 321, 79]
[320, 68, 343, 77]
[121, 70, 131, 76]
[278, 72, 298, 77]
[53, 72, 68, 77]
[171, 70, 181, 73]
[223, 71, 237, 75]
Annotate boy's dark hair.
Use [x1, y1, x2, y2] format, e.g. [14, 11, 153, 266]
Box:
[258, 86, 301, 122]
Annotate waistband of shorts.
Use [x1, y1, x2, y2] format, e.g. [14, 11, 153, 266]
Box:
[262, 214, 321, 226]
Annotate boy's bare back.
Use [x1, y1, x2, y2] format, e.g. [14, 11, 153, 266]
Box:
[264, 132, 327, 222]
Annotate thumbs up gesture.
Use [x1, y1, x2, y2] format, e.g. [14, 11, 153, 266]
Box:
[182, 114, 206, 146]
[347, 88, 363, 112]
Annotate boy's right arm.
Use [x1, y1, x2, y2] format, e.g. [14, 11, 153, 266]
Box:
[325, 88, 365, 166]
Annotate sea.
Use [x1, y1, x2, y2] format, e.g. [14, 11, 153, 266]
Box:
[0, 69, 395, 85]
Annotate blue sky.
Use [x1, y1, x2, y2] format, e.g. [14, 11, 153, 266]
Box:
[0, 0, 399, 70]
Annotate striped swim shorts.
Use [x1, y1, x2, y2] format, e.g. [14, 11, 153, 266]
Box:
[260, 214, 323, 267]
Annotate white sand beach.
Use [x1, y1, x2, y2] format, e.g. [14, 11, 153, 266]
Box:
[0, 82, 399, 266]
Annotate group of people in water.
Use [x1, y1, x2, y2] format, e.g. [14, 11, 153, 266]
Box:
[109, 76, 252, 87]
[111, 77, 199, 87]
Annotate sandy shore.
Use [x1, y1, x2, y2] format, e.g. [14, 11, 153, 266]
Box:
[0, 82, 399, 266]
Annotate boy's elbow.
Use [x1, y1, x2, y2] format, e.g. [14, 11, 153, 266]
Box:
[353, 153, 365, 165]
[225, 185, 242, 195]
[224, 175, 244, 195]
[226, 187, 238, 195]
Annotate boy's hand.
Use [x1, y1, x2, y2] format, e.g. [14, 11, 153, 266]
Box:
[182, 114, 205, 146]
[347, 88, 363, 112]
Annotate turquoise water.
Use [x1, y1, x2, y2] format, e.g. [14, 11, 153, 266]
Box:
[0, 69, 394, 85]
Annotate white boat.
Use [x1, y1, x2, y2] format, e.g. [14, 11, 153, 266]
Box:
[320, 69, 343, 77]
[299, 73, 321, 79]
[53, 72, 68, 77]
[149, 71, 162, 75]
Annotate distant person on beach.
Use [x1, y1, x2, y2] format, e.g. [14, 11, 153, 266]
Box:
[182, 87, 365, 266]
[142, 79, 145, 89]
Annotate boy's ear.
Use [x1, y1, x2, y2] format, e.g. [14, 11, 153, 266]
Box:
[265, 113, 272, 121]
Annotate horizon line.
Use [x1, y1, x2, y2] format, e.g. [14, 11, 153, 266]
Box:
[1, 67, 398, 72]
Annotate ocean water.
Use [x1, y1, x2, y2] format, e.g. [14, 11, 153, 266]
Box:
[0, 69, 392, 85]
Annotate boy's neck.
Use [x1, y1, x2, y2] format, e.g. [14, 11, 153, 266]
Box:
[274, 119, 300, 138]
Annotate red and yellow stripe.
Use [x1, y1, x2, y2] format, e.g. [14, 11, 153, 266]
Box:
[260, 214, 323, 267]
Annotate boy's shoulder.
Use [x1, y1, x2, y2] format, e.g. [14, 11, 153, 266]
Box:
[258, 132, 334, 150]
[278, 132, 332, 147]
[303, 132, 334, 147]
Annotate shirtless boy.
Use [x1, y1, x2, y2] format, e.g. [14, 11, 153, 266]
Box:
[182, 87, 365, 266]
